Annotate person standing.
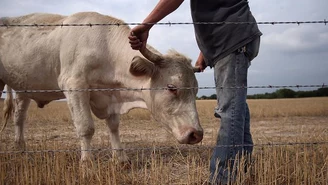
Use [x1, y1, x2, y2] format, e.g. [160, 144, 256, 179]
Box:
[128, 0, 262, 184]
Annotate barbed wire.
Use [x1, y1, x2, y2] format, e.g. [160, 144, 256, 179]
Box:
[0, 84, 326, 94]
[1, 18, 326, 157]
[0, 141, 327, 154]
[0, 20, 327, 28]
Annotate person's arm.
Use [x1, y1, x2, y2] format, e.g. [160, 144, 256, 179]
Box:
[195, 52, 207, 72]
[142, 0, 184, 27]
[128, 0, 184, 50]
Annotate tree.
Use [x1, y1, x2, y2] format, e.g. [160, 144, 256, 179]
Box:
[200, 95, 208, 100]
[275, 89, 296, 98]
[209, 94, 217, 99]
[317, 88, 328, 96]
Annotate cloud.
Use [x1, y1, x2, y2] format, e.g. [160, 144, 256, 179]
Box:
[263, 26, 328, 54]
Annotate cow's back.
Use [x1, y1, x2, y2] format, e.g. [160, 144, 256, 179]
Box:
[0, 13, 67, 100]
[0, 13, 65, 37]
[0, 12, 132, 102]
[3, 13, 65, 25]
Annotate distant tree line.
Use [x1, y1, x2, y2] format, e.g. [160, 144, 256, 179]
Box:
[197, 88, 328, 100]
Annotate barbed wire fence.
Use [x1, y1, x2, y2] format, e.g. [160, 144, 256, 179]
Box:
[0, 20, 327, 154]
[1, 83, 327, 155]
[0, 141, 328, 154]
[0, 84, 327, 94]
[0, 20, 327, 27]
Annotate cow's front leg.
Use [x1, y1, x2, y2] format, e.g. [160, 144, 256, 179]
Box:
[63, 86, 95, 162]
[106, 114, 129, 162]
[14, 95, 31, 150]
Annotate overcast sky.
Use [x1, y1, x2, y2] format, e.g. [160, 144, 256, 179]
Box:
[0, 0, 327, 96]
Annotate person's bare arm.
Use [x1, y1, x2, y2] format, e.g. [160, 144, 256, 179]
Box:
[129, 0, 184, 50]
[195, 52, 207, 72]
[143, 0, 184, 27]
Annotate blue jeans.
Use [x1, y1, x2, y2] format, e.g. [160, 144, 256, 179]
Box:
[210, 37, 260, 184]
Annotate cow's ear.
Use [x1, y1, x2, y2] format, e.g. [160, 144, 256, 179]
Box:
[129, 56, 156, 77]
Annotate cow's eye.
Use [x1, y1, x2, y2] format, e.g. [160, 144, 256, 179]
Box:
[167, 84, 178, 95]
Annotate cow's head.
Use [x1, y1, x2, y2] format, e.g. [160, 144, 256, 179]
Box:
[129, 47, 203, 144]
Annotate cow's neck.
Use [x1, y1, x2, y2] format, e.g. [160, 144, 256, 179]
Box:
[103, 52, 152, 113]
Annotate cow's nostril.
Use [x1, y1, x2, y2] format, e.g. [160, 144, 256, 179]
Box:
[188, 132, 197, 141]
[188, 130, 203, 144]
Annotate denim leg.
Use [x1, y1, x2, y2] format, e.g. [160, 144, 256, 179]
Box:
[210, 51, 250, 184]
[244, 104, 253, 154]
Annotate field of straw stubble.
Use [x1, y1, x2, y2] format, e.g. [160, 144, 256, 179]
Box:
[0, 97, 327, 184]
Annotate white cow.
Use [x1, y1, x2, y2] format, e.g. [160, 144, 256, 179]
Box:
[0, 12, 203, 161]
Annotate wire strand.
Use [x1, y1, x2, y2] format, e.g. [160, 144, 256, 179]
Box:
[0, 141, 327, 154]
[1, 20, 327, 27]
[1, 84, 326, 94]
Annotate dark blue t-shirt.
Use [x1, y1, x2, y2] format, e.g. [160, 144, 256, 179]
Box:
[191, 0, 262, 67]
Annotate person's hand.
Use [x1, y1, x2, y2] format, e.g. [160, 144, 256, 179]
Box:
[194, 52, 206, 72]
[128, 0, 184, 50]
[128, 24, 151, 50]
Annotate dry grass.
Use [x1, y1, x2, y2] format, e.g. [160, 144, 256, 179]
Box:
[0, 97, 327, 184]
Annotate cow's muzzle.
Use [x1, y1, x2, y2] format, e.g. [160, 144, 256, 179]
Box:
[178, 128, 203, 144]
